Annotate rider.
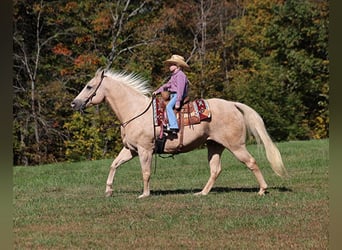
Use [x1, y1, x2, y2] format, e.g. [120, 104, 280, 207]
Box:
[153, 54, 190, 134]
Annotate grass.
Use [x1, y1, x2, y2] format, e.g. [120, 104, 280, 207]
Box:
[13, 139, 328, 249]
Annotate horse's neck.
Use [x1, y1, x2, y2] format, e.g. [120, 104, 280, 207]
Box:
[105, 80, 150, 124]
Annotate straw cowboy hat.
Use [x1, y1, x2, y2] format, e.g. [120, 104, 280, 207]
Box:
[164, 54, 190, 71]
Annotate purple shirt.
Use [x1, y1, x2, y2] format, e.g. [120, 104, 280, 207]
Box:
[155, 70, 189, 105]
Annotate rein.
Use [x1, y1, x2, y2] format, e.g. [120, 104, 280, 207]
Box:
[120, 97, 154, 128]
[120, 96, 159, 174]
[120, 74, 170, 127]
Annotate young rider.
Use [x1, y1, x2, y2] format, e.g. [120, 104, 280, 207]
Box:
[153, 54, 190, 134]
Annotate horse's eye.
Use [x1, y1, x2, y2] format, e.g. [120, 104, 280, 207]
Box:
[86, 85, 92, 90]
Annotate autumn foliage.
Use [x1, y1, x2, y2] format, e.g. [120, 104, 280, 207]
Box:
[13, 0, 328, 165]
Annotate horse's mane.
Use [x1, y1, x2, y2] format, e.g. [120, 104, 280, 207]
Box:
[103, 69, 152, 96]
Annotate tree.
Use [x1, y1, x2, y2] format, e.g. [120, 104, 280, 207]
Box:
[225, 0, 328, 140]
[270, 0, 329, 138]
[13, 0, 72, 165]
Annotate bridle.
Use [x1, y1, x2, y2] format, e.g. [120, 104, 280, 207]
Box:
[80, 70, 154, 128]
[81, 70, 106, 112]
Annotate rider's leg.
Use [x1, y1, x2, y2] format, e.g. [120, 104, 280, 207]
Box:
[166, 93, 179, 130]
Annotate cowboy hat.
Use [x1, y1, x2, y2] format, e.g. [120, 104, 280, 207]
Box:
[164, 54, 190, 70]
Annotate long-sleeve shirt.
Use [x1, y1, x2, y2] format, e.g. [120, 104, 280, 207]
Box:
[155, 69, 189, 106]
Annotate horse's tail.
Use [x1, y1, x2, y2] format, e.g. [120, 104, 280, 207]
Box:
[235, 102, 288, 177]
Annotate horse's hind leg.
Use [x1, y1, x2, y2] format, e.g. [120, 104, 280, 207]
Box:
[230, 145, 268, 195]
[196, 141, 225, 196]
[105, 147, 136, 197]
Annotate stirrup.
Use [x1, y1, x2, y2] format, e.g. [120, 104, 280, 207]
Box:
[165, 128, 179, 135]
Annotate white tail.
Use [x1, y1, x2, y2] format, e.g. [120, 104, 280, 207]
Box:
[235, 103, 288, 177]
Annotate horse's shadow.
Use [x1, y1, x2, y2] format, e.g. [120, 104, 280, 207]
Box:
[150, 186, 292, 196]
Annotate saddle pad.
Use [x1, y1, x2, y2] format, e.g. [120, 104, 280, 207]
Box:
[153, 98, 211, 127]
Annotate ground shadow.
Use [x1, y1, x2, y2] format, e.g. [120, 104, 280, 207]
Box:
[150, 186, 292, 196]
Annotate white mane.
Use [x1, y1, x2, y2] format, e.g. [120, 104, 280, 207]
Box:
[104, 70, 152, 96]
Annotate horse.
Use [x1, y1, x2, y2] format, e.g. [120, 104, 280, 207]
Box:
[71, 69, 288, 198]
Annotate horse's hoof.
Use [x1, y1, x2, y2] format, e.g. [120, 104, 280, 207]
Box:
[194, 191, 207, 196]
[257, 189, 266, 196]
[105, 191, 113, 198]
[138, 193, 150, 199]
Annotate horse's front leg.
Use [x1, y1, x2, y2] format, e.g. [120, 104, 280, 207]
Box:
[137, 146, 153, 199]
[105, 147, 136, 197]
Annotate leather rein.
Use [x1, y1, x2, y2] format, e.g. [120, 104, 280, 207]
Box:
[120, 97, 154, 128]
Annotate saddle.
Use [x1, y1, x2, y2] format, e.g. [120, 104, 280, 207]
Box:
[153, 96, 211, 153]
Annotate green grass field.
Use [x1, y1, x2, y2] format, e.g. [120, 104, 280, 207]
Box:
[13, 139, 328, 249]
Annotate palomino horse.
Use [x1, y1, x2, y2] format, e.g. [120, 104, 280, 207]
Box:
[71, 69, 288, 198]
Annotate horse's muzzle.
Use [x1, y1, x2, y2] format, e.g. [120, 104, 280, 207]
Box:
[71, 99, 86, 112]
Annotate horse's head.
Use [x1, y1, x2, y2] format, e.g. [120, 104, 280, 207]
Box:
[71, 70, 106, 112]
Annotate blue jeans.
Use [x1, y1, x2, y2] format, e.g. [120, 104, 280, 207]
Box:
[166, 93, 179, 129]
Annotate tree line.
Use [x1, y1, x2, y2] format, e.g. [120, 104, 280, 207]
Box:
[13, 0, 329, 165]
